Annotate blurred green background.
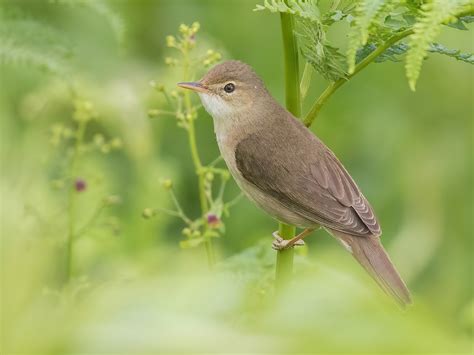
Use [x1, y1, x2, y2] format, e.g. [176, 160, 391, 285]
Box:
[1, 0, 473, 353]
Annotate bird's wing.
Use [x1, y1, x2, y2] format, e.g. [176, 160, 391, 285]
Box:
[234, 120, 381, 237]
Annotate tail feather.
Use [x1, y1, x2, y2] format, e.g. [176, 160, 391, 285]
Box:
[330, 229, 412, 307]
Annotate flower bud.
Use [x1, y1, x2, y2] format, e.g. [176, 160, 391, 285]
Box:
[160, 179, 173, 190]
[207, 213, 220, 228]
[148, 109, 160, 118]
[74, 178, 87, 192]
[206, 172, 214, 181]
[142, 208, 155, 219]
[166, 35, 176, 47]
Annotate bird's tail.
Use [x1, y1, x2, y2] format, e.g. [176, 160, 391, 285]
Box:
[329, 229, 412, 307]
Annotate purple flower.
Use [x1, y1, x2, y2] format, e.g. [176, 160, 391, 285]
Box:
[207, 213, 220, 228]
[74, 178, 87, 192]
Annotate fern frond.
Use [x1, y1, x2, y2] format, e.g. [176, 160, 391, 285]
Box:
[297, 19, 347, 81]
[405, 0, 471, 91]
[254, 0, 346, 82]
[346, 0, 404, 73]
[254, 0, 321, 22]
[0, 16, 73, 75]
[356, 42, 409, 63]
[428, 42, 474, 64]
[53, 0, 125, 45]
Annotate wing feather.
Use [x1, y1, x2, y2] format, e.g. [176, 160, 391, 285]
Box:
[234, 119, 381, 237]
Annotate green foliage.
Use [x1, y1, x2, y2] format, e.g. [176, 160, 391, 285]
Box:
[297, 18, 347, 81]
[346, 0, 403, 73]
[406, 0, 472, 90]
[0, 9, 73, 75]
[52, 0, 125, 45]
[146, 23, 239, 264]
[428, 42, 474, 63]
[255, 0, 348, 82]
[356, 41, 473, 65]
[254, 0, 321, 21]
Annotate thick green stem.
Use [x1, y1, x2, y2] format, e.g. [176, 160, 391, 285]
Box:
[275, 223, 296, 291]
[276, 11, 301, 290]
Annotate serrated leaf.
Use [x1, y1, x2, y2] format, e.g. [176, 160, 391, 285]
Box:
[0, 13, 73, 75]
[428, 42, 474, 64]
[297, 19, 347, 81]
[405, 0, 471, 91]
[346, 0, 405, 74]
[446, 18, 469, 30]
[253, 0, 321, 22]
[356, 42, 409, 64]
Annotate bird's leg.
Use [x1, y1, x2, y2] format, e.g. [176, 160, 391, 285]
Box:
[272, 228, 315, 250]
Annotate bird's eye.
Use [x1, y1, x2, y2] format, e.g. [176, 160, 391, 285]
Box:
[224, 83, 235, 93]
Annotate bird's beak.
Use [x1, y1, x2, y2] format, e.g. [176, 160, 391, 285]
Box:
[177, 81, 209, 93]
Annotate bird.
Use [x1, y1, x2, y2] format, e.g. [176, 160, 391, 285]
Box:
[178, 60, 411, 306]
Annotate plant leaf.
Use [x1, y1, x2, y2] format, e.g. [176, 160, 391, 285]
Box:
[405, 0, 471, 91]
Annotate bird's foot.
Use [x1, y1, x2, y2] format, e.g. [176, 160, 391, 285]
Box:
[272, 231, 305, 251]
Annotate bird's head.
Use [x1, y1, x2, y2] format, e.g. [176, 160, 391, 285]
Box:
[178, 60, 269, 120]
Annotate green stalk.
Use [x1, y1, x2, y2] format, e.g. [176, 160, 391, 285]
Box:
[276, 11, 301, 291]
[64, 118, 87, 283]
[182, 52, 215, 268]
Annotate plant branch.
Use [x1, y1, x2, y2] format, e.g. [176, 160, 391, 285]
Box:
[181, 49, 215, 267]
[64, 117, 87, 283]
[303, 28, 414, 127]
[303, 6, 474, 127]
[276, 10, 301, 292]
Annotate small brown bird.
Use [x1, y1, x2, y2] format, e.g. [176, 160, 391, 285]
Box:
[178, 60, 411, 306]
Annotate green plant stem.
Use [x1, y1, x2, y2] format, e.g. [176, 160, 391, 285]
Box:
[275, 11, 301, 291]
[303, 28, 414, 127]
[64, 118, 87, 284]
[280, 13, 302, 116]
[182, 52, 215, 268]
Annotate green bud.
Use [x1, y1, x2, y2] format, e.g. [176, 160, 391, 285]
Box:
[182, 228, 192, 237]
[161, 179, 173, 190]
[206, 172, 214, 181]
[179, 24, 189, 35]
[142, 208, 155, 219]
[148, 109, 160, 118]
[166, 35, 176, 47]
[191, 22, 200, 33]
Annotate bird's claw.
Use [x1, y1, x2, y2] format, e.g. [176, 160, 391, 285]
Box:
[272, 231, 305, 250]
